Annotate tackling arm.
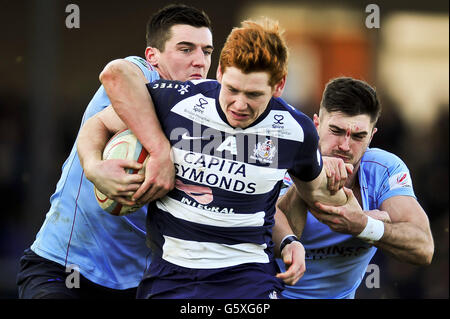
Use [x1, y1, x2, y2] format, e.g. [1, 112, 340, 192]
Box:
[77, 106, 127, 172]
[99, 59, 175, 202]
[376, 196, 434, 265]
[99, 59, 165, 153]
[314, 190, 434, 266]
[77, 106, 144, 206]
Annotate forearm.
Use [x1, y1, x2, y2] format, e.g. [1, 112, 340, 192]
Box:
[375, 222, 434, 265]
[371, 196, 435, 266]
[100, 59, 170, 155]
[273, 208, 295, 257]
[274, 200, 307, 285]
[277, 185, 308, 238]
[292, 169, 347, 208]
[307, 186, 347, 207]
[77, 116, 111, 181]
[77, 106, 127, 182]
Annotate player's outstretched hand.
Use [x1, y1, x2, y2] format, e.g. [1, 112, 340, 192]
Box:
[132, 146, 175, 204]
[276, 241, 306, 286]
[88, 159, 144, 206]
[322, 156, 353, 194]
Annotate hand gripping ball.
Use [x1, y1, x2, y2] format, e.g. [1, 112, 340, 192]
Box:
[94, 129, 149, 216]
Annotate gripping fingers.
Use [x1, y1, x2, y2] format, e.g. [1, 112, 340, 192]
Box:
[121, 159, 143, 172]
[111, 195, 137, 206]
[326, 168, 337, 193]
[125, 173, 145, 184]
[327, 172, 335, 193]
[135, 183, 171, 205]
[315, 202, 336, 214]
[116, 183, 142, 197]
[134, 177, 175, 203]
[136, 186, 156, 205]
[134, 184, 161, 204]
[345, 163, 354, 175]
[338, 161, 347, 189]
[132, 178, 153, 201]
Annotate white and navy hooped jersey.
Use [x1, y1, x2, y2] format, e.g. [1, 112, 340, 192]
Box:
[278, 147, 417, 299]
[145, 79, 322, 270]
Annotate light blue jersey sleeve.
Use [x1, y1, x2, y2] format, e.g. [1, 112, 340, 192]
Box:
[81, 56, 159, 123]
[360, 147, 416, 209]
[124, 56, 158, 84]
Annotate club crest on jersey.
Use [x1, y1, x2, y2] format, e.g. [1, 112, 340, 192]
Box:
[251, 138, 277, 163]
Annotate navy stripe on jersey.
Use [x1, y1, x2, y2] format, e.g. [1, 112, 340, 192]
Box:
[148, 203, 273, 246]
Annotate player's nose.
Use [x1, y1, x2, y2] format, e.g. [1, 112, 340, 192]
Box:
[192, 48, 206, 68]
[233, 95, 248, 111]
[338, 136, 351, 152]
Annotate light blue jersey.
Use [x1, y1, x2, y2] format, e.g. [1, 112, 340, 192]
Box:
[277, 148, 417, 299]
[31, 56, 159, 290]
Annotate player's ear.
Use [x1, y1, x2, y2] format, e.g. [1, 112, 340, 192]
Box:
[145, 46, 159, 67]
[216, 64, 223, 83]
[313, 113, 320, 130]
[368, 126, 378, 144]
[272, 75, 286, 98]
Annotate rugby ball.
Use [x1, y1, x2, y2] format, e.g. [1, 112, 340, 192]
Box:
[94, 129, 149, 216]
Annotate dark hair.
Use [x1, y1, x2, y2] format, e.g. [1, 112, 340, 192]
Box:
[320, 77, 381, 124]
[146, 4, 212, 51]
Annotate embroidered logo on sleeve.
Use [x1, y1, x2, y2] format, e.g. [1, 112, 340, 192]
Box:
[388, 172, 412, 190]
[152, 82, 190, 95]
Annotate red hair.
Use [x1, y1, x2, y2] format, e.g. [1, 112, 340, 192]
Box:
[219, 18, 289, 87]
